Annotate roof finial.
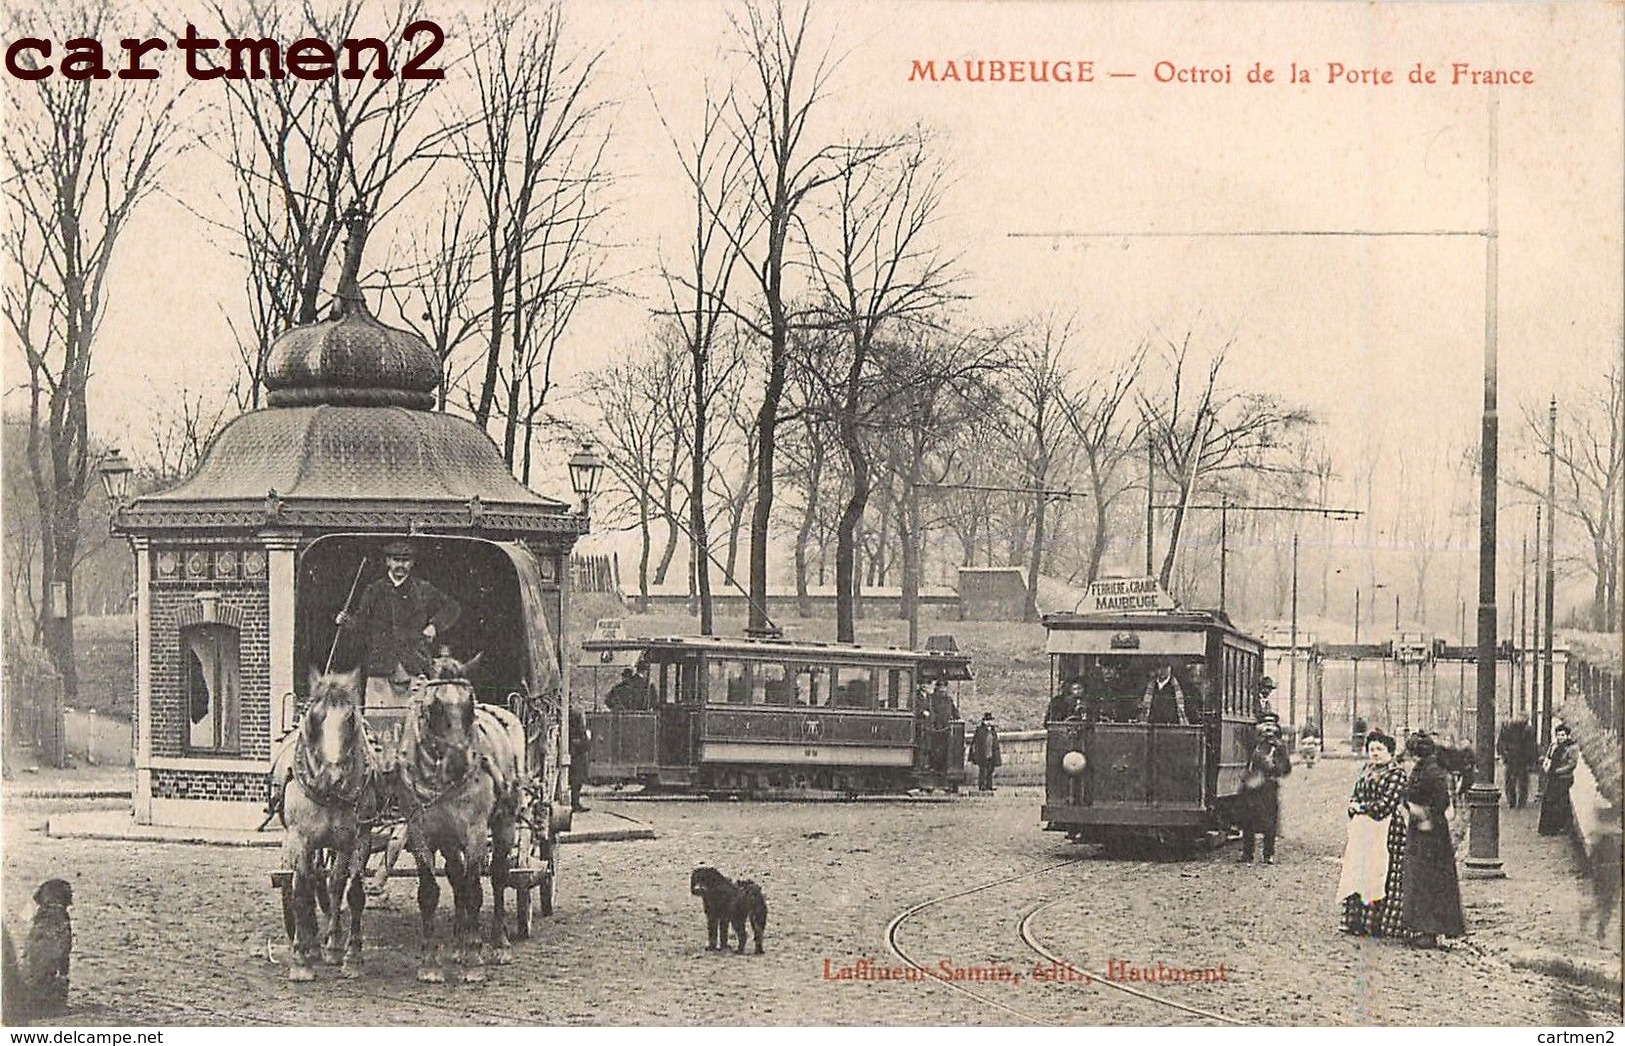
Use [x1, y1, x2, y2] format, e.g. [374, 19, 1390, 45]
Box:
[333, 203, 371, 318]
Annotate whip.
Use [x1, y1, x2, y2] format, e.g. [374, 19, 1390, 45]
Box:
[325, 556, 368, 674]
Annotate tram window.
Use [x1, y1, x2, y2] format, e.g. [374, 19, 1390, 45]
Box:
[791, 665, 826, 707]
[707, 659, 749, 704]
[886, 669, 913, 710]
[755, 662, 794, 705]
[834, 666, 874, 709]
[181, 623, 240, 753]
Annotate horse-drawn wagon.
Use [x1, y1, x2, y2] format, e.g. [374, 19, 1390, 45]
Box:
[108, 219, 591, 981]
[267, 536, 579, 980]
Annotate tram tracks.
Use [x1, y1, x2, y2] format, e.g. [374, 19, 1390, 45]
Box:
[883, 853, 1242, 1026]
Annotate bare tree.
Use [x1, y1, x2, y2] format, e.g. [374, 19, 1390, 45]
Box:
[656, 87, 751, 633]
[876, 327, 1001, 645]
[459, 2, 615, 477]
[149, 389, 233, 485]
[1060, 345, 1146, 585]
[386, 184, 487, 410]
[209, 0, 456, 407]
[707, 354, 761, 588]
[718, 0, 846, 636]
[778, 354, 837, 615]
[1, 1, 185, 702]
[805, 135, 958, 642]
[1139, 332, 1315, 589]
[1511, 366, 1623, 630]
[580, 343, 684, 612]
[997, 317, 1081, 622]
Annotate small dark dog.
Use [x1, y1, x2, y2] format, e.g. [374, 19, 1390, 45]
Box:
[689, 866, 767, 955]
[4, 879, 73, 1023]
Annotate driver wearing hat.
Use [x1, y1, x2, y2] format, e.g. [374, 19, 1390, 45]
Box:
[336, 538, 461, 711]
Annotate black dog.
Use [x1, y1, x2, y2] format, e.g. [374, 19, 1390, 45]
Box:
[4, 879, 73, 1022]
[689, 866, 767, 955]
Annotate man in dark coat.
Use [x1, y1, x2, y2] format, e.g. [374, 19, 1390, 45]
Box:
[927, 681, 958, 775]
[969, 713, 1002, 792]
[1497, 717, 1539, 808]
[1539, 723, 1579, 836]
[568, 708, 591, 812]
[605, 667, 654, 710]
[1140, 662, 1189, 725]
[1236, 721, 1292, 864]
[336, 539, 461, 711]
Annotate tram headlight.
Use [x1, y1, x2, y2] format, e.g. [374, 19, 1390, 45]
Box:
[1061, 750, 1087, 776]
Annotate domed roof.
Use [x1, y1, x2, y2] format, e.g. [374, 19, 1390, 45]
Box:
[264, 302, 440, 409]
[263, 215, 439, 409]
[119, 405, 576, 535]
[116, 211, 581, 540]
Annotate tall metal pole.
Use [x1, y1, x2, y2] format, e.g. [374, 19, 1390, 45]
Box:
[1541, 397, 1558, 747]
[1466, 93, 1504, 878]
[1289, 531, 1299, 729]
[1519, 531, 1529, 715]
[1145, 428, 1156, 576]
[1353, 588, 1361, 739]
[1532, 504, 1543, 727]
[1219, 502, 1229, 612]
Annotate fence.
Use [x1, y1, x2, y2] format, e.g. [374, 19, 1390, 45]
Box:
[1570, 656, 1621, 741]
[3, 637, 65, 769]
[571, 553, 621, 595]
[1564, 656, 1622, 811]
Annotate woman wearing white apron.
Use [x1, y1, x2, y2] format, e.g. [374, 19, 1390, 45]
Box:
[1337, 730, 1409, 937]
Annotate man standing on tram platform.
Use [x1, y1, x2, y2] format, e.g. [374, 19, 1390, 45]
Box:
[336, 538, 461, 713]
[927, 680, 959, 776]
[1139, 661, 1189, 725]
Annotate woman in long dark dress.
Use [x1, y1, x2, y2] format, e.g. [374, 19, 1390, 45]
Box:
[1538, 723, 1579, 836]
[1338, 731, 1408, 936]
[1399, 733, 1466, 948]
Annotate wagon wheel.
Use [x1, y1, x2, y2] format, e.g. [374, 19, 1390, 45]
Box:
[538, 837, 557, 918]
[514, 882, 533, 940]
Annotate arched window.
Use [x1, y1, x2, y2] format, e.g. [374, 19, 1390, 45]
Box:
[181, 623, 239, 753]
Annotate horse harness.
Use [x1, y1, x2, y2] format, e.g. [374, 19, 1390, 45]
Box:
[290, 707, 384, 811]
[396, 679, 493, 817]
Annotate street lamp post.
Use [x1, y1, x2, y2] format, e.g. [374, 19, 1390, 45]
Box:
[1465, 94, 1504, 879]
[99, 448, 133, 518]
[567, 442, 605, 521]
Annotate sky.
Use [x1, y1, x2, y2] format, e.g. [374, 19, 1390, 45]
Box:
[6, 0, 1622, 622]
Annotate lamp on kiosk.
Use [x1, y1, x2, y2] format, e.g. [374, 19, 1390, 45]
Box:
[567, 442, 605, 520]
